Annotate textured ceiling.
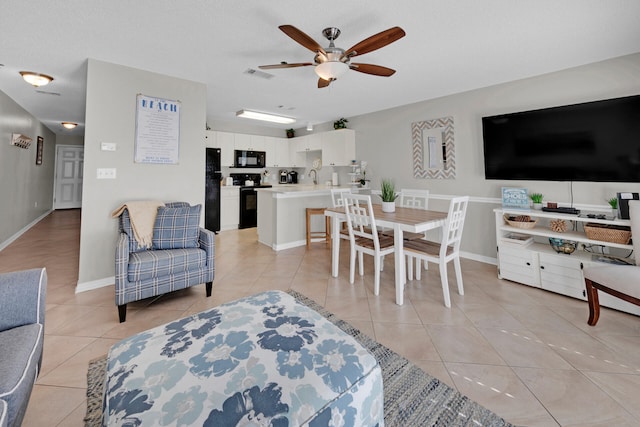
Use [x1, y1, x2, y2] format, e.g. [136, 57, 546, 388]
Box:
[1, 0, 640, 136]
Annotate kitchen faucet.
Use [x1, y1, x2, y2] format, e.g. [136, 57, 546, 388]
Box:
[308, 169, 318, 185]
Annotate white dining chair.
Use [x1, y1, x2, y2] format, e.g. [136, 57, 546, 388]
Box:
[342, 193, 395, 295]
[404, 196, 469, 307]
[583, 200, 640, 325]
[380, 188, 431, 274]
[330, 188, 352, 243]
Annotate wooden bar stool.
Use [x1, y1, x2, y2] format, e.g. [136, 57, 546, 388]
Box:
[306, 207, 331, 248]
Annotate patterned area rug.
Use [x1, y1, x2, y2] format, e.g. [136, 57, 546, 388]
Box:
[85, 290, 513, 426]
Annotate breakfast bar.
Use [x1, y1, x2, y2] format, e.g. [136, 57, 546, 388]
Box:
[257, 185, 352, 250]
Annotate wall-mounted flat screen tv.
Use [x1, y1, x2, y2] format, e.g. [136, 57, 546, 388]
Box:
[482, 94, 640, 182]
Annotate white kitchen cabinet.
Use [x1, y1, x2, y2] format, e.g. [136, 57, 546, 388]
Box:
[218, 132, 235, 167]
[494, 208, 640, 316]
[220, 186, 240, 231]
[321, 129, 356, 166]
[205, 130, 216, 148]
[295, 134, 322, 152]
[264, 136, 289, 167]
[233, 133, 251, 150]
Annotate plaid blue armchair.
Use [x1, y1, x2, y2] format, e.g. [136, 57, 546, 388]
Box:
[115, 202, 214, 322]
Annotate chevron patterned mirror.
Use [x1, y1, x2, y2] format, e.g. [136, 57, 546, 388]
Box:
[411, 116, 455, 179]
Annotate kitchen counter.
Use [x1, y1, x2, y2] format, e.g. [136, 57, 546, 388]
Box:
[257, 186, 344, 250]
[258, 184, 353, 198]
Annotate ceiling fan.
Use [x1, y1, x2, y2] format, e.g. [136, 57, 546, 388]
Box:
[259, 25, 406, 88]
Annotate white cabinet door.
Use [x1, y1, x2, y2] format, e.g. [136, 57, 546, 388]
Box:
[216, 132, 235, 167]
[289, 138, 305, 167]
[249, 135, 265, 151]
[264, 137, 276, 167]
[264, 137, 290, 167]
[220, 187, 240, 230]
[234, 133, 251, 150]
[205, 130, 216, 148]
[321, 129, 356, 166]
[306, 133, 322, 151]
[538, 252, 587, 300]
[498, 245, 540, 287]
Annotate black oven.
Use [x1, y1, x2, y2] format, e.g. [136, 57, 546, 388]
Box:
[231, 173, 272, 229]
[234, 150, 266, 168]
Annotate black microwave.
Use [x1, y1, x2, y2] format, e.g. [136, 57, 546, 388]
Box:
[234, 150, 266, 168]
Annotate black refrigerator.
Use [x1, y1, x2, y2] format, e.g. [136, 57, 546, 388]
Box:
[205, 148, 221, 232]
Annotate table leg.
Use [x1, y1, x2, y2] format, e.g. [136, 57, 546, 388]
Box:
[331, 216, 340, 277]
[394, 224, 404, 305]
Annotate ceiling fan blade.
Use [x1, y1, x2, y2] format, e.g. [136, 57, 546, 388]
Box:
[259, 62, 313, 70]
[350, 63, 396, 77]
[318, 78, 332, 88]
[279, 25, 327, 56]
[342, 26, 406, 59]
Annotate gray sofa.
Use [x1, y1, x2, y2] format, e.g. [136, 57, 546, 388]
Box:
[0, 268, 47, 427]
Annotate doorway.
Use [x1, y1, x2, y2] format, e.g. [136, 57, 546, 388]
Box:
[54, 145, 84, 209]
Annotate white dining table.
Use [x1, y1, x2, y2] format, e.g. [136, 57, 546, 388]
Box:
[325, 205, 448, 305]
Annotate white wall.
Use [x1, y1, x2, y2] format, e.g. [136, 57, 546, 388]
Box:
[0, 90, 56, 248]
[352, 53, 640, 260]
[78, 59, 207, 288]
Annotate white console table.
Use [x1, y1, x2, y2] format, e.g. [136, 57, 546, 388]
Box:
[494, 208, 640, 317]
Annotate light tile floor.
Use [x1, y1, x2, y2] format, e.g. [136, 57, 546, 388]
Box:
[2, 209, 640, 426]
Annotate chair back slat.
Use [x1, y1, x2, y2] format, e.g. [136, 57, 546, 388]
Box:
[400, 189, 430, 210]
[330, 188, 351, 208]
[342, 193, 379, 248]
[441, 196, 469, 256]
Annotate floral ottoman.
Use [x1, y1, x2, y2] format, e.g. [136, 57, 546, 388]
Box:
[103, 291, 383, 426]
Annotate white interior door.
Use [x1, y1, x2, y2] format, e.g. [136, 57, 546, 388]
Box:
[54, 145, 84, 209]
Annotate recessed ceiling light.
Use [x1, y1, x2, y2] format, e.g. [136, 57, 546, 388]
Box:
[61, 122, 77, 129]
[19, 71, 54, 87]
[236, 109, 296, 124]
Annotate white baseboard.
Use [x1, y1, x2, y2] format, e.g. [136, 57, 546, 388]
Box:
[0, 210, 53, 251]
[76, 276, 114, 293]
[460, 250, 497, 265]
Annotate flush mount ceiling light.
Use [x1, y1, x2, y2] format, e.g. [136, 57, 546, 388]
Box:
[314, 61, 349, 81]
[19, 71, 54, 87]
[61, 122, 77, 130]
[236, 109, 296, 124]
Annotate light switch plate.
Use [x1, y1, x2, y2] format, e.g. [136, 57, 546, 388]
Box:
[97, 168, 116, 179]
[101, 142, 117, 151]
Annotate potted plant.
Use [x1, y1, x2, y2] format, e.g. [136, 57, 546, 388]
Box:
[333, 117, 348, 129]
[359, 168, 369, 188]
[607, 196, 618, 216]
[530, 193, 544, 209]
[286, 128, 295, 138]
[380, 179, 399, 212]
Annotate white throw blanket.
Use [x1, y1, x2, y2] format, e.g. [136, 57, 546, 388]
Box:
[111, 201, 165, 248]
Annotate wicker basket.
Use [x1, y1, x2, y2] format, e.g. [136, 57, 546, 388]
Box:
[504, 214, 538, 229]
[584, 223, 631, 244]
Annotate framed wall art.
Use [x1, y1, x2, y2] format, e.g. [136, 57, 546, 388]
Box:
[35, 136, 44, 165]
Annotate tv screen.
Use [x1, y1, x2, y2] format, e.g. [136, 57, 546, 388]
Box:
[482, 94, 640, 182]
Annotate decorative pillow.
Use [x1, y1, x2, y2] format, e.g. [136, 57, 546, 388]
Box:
[152, 204, 201, 249]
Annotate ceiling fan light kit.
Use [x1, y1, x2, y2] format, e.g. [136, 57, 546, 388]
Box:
[259, 24, 405, 88]
[236, 109, 296, 124]
[20, 71, 54, 87]
[315, 61, 348, 81]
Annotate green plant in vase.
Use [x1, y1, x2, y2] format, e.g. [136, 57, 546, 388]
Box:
[380, 179, 398, 212]
[530, 193, 544, 209]
[607, 197, 618, 217]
